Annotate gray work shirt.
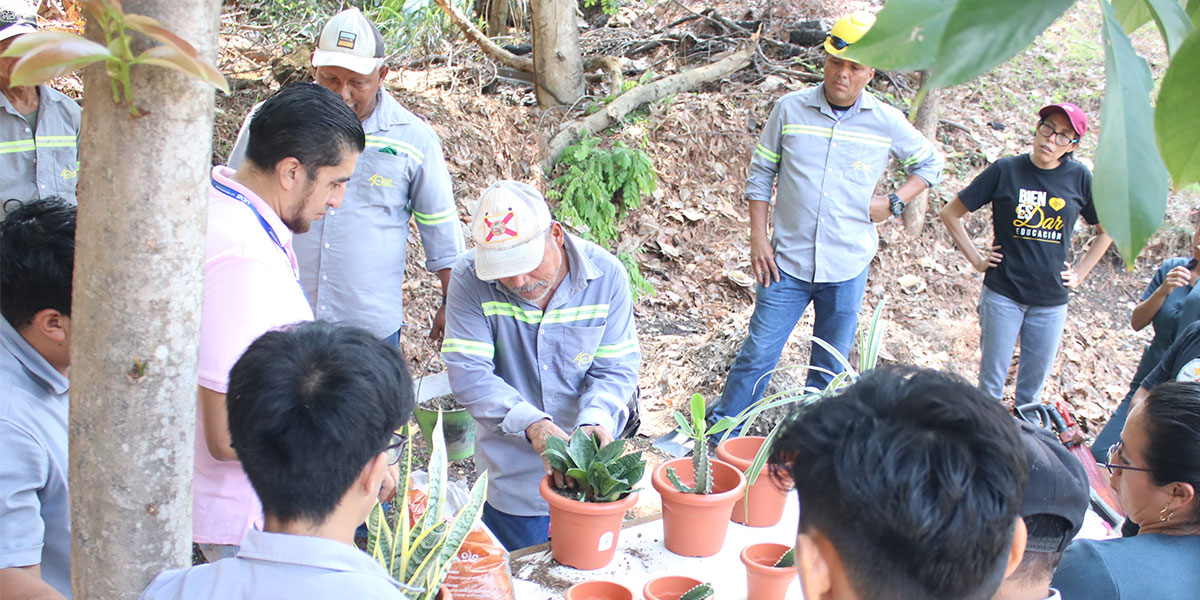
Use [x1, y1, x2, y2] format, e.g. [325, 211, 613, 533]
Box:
[747, 84, 943, 283]
[1, 85, 81, 214]
[228, 89, 465, 338]
[139, 529, 406, 599]
[441, 234, 640, 515]
[0, 318, 70, 598]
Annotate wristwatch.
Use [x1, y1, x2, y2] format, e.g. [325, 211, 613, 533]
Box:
[888, 193, 906, 218]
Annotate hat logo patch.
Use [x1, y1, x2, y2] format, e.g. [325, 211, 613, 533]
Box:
[337, 31, 357, 49]
[484, 211, 518, 243]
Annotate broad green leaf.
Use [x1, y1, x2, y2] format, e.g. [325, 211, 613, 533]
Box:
[431, 472, 488, 588]
[566, 428, 597, 468]
[926, 0, 1077, 89]
[689, 393, 707, 433]
[588, 462, 621, 498]
[593, 437, 625, 465]
[566, 467, 589, 488]
[671, 411, 694, 437]
[4, 33, 111, 87]
[611, 452, 646, 486]
[1144, 0, 1195, 56]
[1113, 0, 1155, 32]
[421, 412, 448, 534]
[1188, 0, 1200, 21]
[1155, 30, 1200, 187]
[366, 502, 393, 566]
[841, 0, 955, 70]
[135, 45, 229, 93]
[542, 447, 573, 473]
[1096, 0, 1169, 266]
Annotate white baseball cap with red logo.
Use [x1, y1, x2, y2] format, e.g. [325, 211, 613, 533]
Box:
[471, 181, 554, 281]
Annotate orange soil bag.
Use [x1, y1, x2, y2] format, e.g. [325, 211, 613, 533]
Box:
[440, 528, 516, 600]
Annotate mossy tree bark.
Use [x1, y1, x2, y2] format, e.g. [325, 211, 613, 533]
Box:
[69, 0, 217, 596]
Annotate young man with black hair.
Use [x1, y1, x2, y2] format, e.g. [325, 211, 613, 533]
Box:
[992, 421, 1090, 600]
[769, 367, 1029, 600]
[0, 199, 76, 599]
[193, 82, 367, 561]
[142, 321, 414, 598]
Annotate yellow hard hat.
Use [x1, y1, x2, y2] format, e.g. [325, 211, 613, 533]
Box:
[824, 11, 876, 56]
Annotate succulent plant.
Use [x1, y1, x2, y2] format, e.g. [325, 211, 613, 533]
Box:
[666, 393, 729, 494]
[775, 547, 795, 568]
[542, 429, 646, 502]
[678, 582, 715, 600]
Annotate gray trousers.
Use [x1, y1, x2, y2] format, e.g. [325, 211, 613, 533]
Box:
[977, 286, 1068, 405]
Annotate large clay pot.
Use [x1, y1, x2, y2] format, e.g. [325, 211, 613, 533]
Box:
[642, 575, 704, 600]
[651, 457, 746, 557]
[716, 436, 790, 527]
[539, 476, 638, 570]
[741, 542, 796, 600]
[566, 580, 635, 600]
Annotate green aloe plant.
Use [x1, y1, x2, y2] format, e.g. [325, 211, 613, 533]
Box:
[366, 412, 487, 600]
[679, 582, 715, 600]
[665, 393, 731, 494]
[542, 429, 646, 502]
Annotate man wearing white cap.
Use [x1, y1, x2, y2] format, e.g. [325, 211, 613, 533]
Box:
[228, 7, 463, 345]
[1, 5, 81, 216]
[441, 181, 641, 551]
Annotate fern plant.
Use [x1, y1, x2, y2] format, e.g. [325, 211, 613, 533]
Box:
[665, 393, 731, 494]
[542, 429, 646, 502]
[547, 133, 657, 299]
[366, 413, 487, 600]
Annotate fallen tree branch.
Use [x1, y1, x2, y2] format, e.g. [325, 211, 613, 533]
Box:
[544, 32, 760, 168]
[432, 0, 534, 72]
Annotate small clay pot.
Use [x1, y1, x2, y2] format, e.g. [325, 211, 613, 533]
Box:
[716, 436, 790, 527]
[540, 476, 638, 570]
[741, 542, 796, 600]
[651, 457, 746, 557]
[566, 580, 635, 600]
[642, 575, 704, 600]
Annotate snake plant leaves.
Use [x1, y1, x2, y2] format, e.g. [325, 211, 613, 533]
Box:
[1155, 30, 1200, 188]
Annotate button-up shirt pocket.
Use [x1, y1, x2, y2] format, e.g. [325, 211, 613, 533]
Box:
[352, 151, 415, 227]
[555, 324, 606, 383]
[840, 143, 889, 187]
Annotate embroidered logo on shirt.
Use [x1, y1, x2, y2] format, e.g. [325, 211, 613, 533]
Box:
[337, 31, 357, 49]
[850, 160, 871, 171]
[368, 174, 394, 187]
[483, 211, 518, 243]
[573, 352, 594, 366]
[60, 168, 77, 180]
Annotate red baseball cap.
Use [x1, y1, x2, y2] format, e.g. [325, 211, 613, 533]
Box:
[1038, 103, 1088, 138]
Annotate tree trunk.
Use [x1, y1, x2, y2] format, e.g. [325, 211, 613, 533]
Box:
[905, 70, 940, 235]
[530, 0, 584, 107]
[70, 1, 218, 597]
[487, 0, 509, 37]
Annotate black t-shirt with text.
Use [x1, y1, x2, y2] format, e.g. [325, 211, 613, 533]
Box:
[958, 154, 1098, 306]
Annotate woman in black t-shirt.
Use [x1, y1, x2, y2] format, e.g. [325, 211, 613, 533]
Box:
[940, 103, 1112, 406]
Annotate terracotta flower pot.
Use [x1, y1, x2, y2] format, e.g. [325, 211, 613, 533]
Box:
[566, 580, 635, 600]
[642, 575, 704, 600]
[651, 457, 746, 557]
[539, 475, 639, 570]
[716, 436, 790, 527]
[741, 542, 796, 600]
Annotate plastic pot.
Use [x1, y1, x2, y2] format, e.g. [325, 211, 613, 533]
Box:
[716, 436, 789, 527]
[642, 575, 704, 600]
[413, 405, 476, 461]
[741, 542, 796, 600]
[566, 580, 635, 600]
[539, 476, 638, 570]
[651, 457, 746, 557]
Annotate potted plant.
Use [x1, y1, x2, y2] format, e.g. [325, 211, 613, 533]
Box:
[413, 372, 477, 461]
[715, 435, 789, 527]
[366, 413, 488, 600]
[741, 542, 796, 600]
[539, 429, 647, 569]
[651, 393, 745, 557]
[565, 580, 635, 600]
[712, 301, 889, 526]
[642, 576, 714, 600]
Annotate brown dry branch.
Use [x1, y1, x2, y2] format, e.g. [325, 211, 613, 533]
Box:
[431, 0, 534, 72]
[544, 32, 760, 167]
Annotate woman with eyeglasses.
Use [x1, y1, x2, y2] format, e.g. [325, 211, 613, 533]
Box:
[1051, 381, 1200, 599]
[940, 103, 1111, 407]
[1090, 225, 1200, 462]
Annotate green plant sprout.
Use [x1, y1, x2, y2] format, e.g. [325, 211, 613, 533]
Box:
[541, 429, 646, 502]
[678, 582, 715, 600]
[666, 393, 732, 494]
[775, 547, 795, 568]
[0, 0, 228, 116]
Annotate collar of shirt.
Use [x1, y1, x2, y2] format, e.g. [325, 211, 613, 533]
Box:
[805, 83, 881, 121]
[210, 165, 295, 251]
[236, 529, 400, 585]
[0, 84, 72, 117]
[0, 316, 69, 395]
[360, 88, 421, 135]
[487, 233, 603, 308]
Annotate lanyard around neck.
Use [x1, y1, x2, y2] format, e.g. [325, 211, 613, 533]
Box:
[210, 178, 300, 281]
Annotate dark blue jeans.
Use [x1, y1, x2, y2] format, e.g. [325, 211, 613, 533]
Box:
[483, 502, 550, 551]
[711, 265, 869, 425]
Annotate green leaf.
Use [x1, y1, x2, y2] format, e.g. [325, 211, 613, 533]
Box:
[366, 502, 394, 567]
[1143, 0, 1195, 56]
[1188, 0, 1200, 22]
[775, 548, 796, 568]
[588, 462, 622, 498]
[566, 467, 589, 488]
[672, 411, 694, 437]
[1096, 0, 1170, 266]
[135, 45, 229, 93]
[594, 437, 625, 465]
[1155, 30, 1200, 188]
[421, 412, 448, 534]
[679, 583, 715, 600]
[1113, 0, 1155, 33]
[566, 428, 598, 468]
[925, 0, 1076, 89]
[688, 393, 707, 434]
[841, 0, 955, 70]
[543, 447, 573, 473]
[4, 32, 112, 87]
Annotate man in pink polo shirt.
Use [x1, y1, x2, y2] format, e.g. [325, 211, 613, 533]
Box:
[194, 82, 365, 562]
